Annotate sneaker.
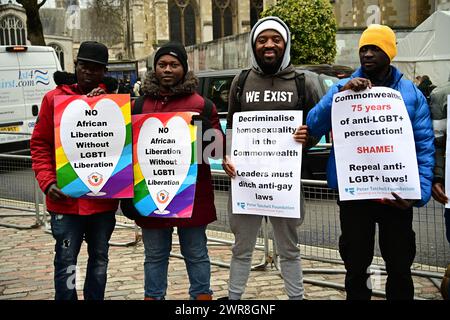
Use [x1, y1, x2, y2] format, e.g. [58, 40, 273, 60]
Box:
[440, 264, 450, 300]
[217, 296, 229, 300]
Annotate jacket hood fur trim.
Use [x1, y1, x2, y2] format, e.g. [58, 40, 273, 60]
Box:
[142, 71, 198, 97]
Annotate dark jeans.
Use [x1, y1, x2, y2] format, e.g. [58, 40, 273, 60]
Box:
[50, 212, 116, 300]
[142, 226, 212, 300]
[338, 200, 416, 300]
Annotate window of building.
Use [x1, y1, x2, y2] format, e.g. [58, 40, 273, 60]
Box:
[0, 15, 26, 46]
[250, 0, 263, 28]
[49, 43, 65, 70]
[212, 0, 234, 39]
[168, 0, 198, 46]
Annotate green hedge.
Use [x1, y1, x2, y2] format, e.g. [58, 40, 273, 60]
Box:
[262, 0, 337, 65]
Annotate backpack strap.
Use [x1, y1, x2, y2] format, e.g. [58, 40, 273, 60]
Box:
[202, 97, 213, 120]
[235, 69, 251, 111]
[294, 71, 306, 110]
[132, 96, 145, 115]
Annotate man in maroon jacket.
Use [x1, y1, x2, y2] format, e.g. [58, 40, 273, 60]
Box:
[125, 42, 223, 300]
[31, 41, 118, 300]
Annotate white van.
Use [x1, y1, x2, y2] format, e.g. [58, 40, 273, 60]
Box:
[0, 45, 61, 153]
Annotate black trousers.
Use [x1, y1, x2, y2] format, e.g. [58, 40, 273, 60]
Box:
[338, 200, 416, 300]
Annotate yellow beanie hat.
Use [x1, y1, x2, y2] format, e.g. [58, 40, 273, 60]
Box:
[359, 24, 397, 61]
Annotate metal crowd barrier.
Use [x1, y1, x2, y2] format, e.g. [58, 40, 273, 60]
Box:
[1, 152, 449, 277]
[209, 170, 450, 276]
[0, 154, 43, 229]
[208, 171, 448, 299]
[0, 153, 140, 246]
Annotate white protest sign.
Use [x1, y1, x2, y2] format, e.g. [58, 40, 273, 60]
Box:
[59, 97, 126, 195]
[445, 95, 450, 208]
[231, 111, 302, 218]
[332, 87, 421, 201]
[137, 115, 192, 214]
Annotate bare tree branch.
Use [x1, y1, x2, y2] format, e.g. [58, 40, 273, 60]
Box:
[87, 0, 124, 47]
[38, 0, 48, 9]
[15, 0, 46, 45]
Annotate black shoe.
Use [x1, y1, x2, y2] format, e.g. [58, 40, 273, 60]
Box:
[217, 297, 229, 300]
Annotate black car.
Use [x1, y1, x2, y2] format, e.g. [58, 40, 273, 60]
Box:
[196, 65, 351, 180]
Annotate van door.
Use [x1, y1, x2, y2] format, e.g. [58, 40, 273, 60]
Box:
[17, 49, 59, 135]
[0, 49, 27, 144]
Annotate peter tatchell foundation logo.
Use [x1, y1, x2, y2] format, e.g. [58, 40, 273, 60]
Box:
[157, 190, 170, 204]
[87, 172, 103, 187]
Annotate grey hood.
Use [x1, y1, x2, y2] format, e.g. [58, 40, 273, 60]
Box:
[249, 16, 291, 74]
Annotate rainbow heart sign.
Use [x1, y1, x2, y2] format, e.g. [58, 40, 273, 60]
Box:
[54, 94, 133, 198]
[132, 112, 197, 218]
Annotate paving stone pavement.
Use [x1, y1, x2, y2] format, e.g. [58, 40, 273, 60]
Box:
[0, 209, 444, 301]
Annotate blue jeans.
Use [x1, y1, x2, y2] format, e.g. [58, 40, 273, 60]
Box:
[142, 226, 212, 300]
[50, 212, 116, 300]
[445, 209, 450, 244]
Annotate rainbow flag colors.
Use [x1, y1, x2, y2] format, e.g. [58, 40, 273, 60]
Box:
[132, 112, 197, 218]
[54, 94, 133, 198]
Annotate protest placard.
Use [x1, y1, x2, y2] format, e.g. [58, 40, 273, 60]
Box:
[332, 87, 421, 201]
[132, 112, 197, 218]
[54, 94, 133, 198]
[231, 111, 302, 218]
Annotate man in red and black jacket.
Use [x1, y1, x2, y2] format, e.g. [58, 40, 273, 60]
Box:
[124, 42, 224, 300]
[31, 41, 118, 300]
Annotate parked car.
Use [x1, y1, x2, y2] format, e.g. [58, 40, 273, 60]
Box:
[196, 65, 353, 180]
[299, 64, 354, 79]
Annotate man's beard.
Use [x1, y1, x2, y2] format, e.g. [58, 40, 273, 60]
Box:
[256, 56, 283, 75]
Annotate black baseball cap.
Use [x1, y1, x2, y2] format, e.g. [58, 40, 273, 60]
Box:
[77, 41, 109, 66]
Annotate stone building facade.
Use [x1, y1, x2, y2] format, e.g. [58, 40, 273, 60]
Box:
[1, 0, 450, 73]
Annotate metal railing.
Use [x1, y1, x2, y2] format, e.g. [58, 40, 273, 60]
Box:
[209, 170, 450, 274]
[0, 154, 43, 229]
[1, 153, 448, 280]
[0, 153, 140, 246]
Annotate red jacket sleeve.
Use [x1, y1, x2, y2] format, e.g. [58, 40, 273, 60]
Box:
[31, 91, 57, 194]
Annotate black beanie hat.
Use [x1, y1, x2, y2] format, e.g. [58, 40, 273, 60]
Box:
[153, 42, 188, 74]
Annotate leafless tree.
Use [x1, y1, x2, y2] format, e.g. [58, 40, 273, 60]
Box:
[16, 0, 47, 45]
[86, 0, 124, 47]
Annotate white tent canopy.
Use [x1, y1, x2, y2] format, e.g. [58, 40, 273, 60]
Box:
[393, 10, 450, 86]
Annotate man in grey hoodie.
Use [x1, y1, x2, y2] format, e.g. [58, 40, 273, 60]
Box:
[222, 16, 320, 300]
